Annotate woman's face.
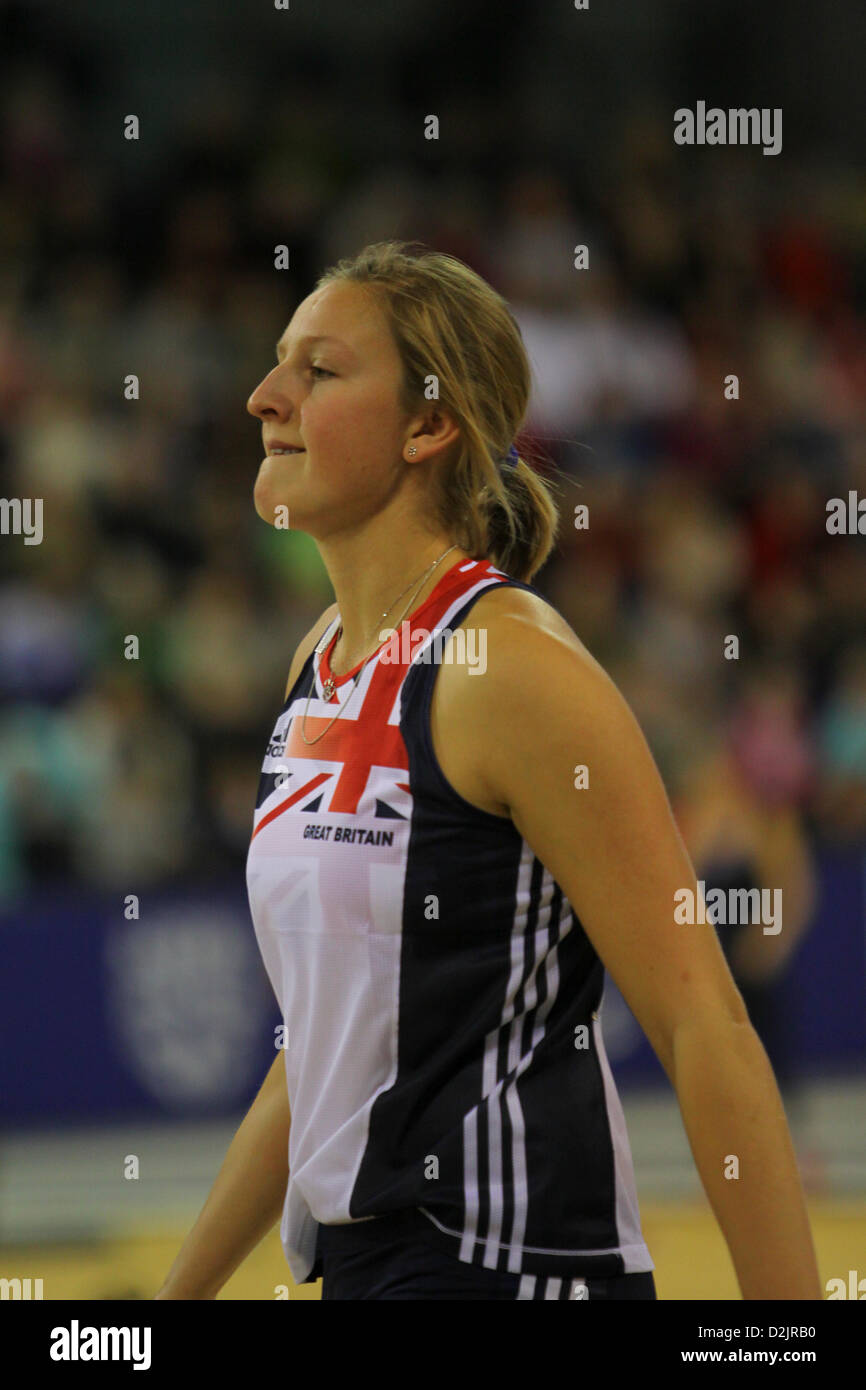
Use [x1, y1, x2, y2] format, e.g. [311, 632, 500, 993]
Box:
[246, 279, 413, 538]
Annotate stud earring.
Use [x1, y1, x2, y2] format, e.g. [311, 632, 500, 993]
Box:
[407, 446, 417, 457]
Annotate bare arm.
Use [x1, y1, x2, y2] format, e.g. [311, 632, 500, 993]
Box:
[442, 588, 821, 1300]
[155, 1049, 291, 1299]
[156, 603, 338, 1299]
[672, 1015, 819, 1299]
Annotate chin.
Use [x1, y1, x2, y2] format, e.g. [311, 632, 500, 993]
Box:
[254, 483, 321, 536]
[253, 480, 288, 525]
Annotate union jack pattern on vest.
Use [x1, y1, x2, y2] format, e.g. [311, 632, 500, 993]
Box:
[246, 556, 654, 1285]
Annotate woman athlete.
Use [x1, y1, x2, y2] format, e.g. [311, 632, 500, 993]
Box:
[157, 240, 820, 1301]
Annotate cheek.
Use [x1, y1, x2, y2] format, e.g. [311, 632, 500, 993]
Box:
[305, 384, 393, 437]
[300, 387, 402, 478]
[302, 394, 362, 445]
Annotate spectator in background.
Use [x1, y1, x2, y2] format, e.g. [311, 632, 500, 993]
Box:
[816, 645, 866, 845]
[674, 663, 822, 1188]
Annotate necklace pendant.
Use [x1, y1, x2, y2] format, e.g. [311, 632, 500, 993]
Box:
[322, 677, 336, 701]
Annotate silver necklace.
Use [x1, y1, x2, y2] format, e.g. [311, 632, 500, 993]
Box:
[299, 544, 457, 745]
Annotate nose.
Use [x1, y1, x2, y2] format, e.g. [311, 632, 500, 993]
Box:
[246, 363, 293, 423]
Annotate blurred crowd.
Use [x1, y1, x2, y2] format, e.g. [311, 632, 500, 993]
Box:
[1, 47, 865, 925]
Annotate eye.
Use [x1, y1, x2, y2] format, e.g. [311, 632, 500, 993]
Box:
[309, 365, 334, 379]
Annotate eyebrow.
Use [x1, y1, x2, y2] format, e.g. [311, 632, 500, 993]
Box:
[275, 333, 350, 360]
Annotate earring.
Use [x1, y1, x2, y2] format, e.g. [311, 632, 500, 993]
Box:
[407, 446, 417, 457]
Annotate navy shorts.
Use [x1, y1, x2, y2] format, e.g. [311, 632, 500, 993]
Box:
[315, 1209, 657, 1301]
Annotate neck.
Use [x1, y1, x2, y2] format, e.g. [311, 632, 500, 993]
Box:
[317, 515, 470, 674]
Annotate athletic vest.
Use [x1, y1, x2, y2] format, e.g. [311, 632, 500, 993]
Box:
[246, 556, 654, 1284]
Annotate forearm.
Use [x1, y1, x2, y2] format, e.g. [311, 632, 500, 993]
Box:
[671, 1016, 821, 1300]
[156, 1050, 291, 1299]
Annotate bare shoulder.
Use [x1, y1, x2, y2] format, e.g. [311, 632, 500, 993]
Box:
[439, 581, 608, 699]
[430, 583, 612, 817]
[284, 601, 340, 700]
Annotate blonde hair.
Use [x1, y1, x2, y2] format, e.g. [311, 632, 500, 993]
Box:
[314, 239, 560, 583]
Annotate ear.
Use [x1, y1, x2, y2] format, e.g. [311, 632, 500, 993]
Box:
[405, 404, 462, 464]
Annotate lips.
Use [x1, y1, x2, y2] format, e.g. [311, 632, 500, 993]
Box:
[266, 442, 305, 455]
